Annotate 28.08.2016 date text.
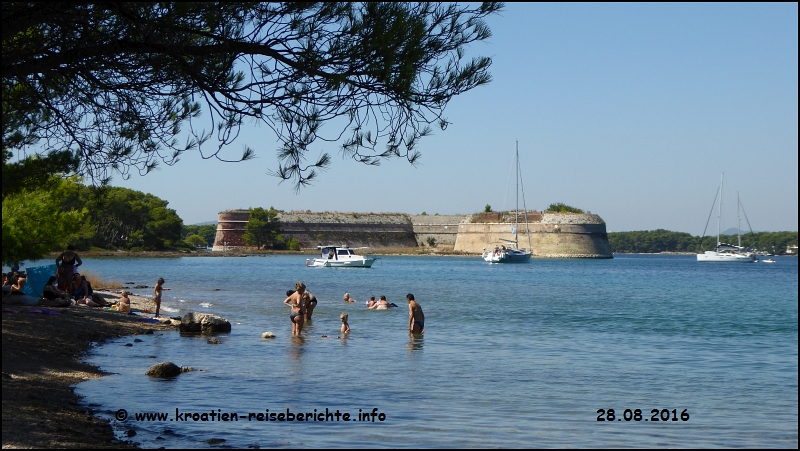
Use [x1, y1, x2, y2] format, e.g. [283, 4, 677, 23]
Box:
[596, 409, 689, 422]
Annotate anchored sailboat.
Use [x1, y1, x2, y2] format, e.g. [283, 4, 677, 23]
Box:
[482, 141, 532, 263]
[697, 174, 756, 263]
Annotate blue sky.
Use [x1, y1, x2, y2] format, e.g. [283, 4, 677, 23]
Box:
[112, 3, 798, 234]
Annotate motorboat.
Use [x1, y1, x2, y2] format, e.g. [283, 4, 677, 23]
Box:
[482, 141, 532, 264]
[763, 258, 776, 263]
[697, 173, 756, 263]
[308, 245, 377, 268]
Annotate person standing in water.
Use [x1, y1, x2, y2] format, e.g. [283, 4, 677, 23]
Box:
[55, 245, 82, 291]
[284, 282, 307, 335]
[154, 277, 168, 318]
[407, 293, 424, 334]
[304, 288, 317, 321]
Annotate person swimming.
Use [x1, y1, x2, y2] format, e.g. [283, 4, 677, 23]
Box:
[369, 295, 393, 310]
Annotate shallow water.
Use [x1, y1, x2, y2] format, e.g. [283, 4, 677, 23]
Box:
[75, 254, 798, 448]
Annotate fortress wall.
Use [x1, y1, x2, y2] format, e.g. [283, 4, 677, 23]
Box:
[212, 210, 611, 257]
[280, 221, 417, 248]
[279, 212, 416, 248]
[409, 215, 469, 246]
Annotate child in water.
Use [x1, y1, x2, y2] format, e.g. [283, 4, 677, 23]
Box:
[340, 312, 350, 335]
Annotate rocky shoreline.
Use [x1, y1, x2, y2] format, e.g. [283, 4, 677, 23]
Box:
[1, 292, 177, 448]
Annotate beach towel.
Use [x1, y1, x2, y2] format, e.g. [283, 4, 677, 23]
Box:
[21, 264, 57, 298]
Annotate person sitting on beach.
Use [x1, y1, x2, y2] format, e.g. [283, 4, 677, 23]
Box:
[70, 273, 108, 307]
[42, 276, 71, 302]
[340, 312, 350, 335]
[284, 282, 307, 336]
[369, 295, 392, 310]
[70, 274, 87, 299]
[117, 291, 132, 313]
[343, 292, 356, 303]
[1, 273, 39, 306]
[10, 272, 26, 295]
[38, 276, 72, 307]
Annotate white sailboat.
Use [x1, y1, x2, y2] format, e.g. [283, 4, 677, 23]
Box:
[697, 174, 757, 263]
[482, 141, 532, 263]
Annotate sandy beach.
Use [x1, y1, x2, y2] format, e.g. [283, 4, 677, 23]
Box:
[2, 292, 176, 448]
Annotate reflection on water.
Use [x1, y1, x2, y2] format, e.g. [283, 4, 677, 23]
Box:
[407, 333, 424, 351]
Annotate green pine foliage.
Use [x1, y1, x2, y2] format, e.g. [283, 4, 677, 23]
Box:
[243, 207, 282, 250]
[546, 203, 584, 214]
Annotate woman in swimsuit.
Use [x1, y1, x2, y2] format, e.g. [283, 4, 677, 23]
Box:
[284, 282, 307, 335]
[56, 245, 82, 291]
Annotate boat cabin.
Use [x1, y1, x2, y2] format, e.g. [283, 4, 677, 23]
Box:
[317, 246, 360, 260]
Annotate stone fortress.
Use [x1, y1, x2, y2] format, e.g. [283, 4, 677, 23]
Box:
[213, 209, 612, 258]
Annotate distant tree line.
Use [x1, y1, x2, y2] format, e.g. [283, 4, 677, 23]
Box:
[609, 230, 798, 254]
[182, 224, 217, 248]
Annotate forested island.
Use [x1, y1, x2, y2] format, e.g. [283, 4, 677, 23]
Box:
[608, 230, 798, 255]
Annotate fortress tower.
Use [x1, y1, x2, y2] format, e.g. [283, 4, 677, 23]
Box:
[212, 210, 250, 251]
[453, 211, 612, 258]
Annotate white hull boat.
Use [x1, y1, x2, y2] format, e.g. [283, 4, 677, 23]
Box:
[697, 250, 756, 262]
[697, 174, 756, 263]
[308, 246, 376, 268]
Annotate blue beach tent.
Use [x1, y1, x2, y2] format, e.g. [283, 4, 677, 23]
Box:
[22, 264, 57, 297]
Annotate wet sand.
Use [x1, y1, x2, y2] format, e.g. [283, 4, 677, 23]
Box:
[1, 292, 176, 448]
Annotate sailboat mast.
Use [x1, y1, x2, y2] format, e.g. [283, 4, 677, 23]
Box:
[515, 140, 519, 247]
[718, 173, 723, 247]
[737, 192, 741, 249]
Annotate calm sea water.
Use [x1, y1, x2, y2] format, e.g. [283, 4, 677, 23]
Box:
[74, 254, 797, 448]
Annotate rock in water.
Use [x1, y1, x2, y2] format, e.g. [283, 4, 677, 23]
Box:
[146, 362, 181, 378]
[207, 338, 221, 344]
[261, 332, 275, 339]
[179, 312, 232, 334]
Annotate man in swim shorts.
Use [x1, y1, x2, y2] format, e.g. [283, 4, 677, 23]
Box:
[407, 293, 424, 334]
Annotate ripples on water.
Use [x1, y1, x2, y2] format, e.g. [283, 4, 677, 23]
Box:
[75, 255, 797, 448]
